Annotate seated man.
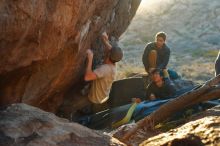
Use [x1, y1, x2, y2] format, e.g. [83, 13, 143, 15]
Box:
[215, 50, 220, 76]
[146, 68, 176, 100]
[142, 32, 171, 74]
[84, 32, 123, 112]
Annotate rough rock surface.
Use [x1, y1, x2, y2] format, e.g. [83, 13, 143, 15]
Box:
[140, 105, 220, 146]
[0, 103, 125, 146]
[0, 0, 141, 112]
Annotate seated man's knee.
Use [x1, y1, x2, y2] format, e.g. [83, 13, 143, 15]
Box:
[150, 50, 157, 54]
[148, 50, 157, 69]
[149, 50, 157, 57]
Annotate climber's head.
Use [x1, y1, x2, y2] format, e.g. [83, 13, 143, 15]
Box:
[155, 32, 166, 49]
[108, 46, 123, 63]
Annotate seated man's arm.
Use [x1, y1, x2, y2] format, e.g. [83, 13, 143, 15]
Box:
[215, 50, 220, 76]
[145, 83, 156, 100]
[142, 44, 151, 72]
[84, 49, 97, 81]
[164, 78, 176, 96]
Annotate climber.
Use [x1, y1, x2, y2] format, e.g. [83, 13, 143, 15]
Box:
[142, 32, 171, 76]
[83, 32, 123, 113]
[215, 50, 220, 76]
[145, 68, 176, 100]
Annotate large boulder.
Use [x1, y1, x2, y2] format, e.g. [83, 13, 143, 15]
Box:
[0, 0, 141, 112]
[0, 103, 125, 146]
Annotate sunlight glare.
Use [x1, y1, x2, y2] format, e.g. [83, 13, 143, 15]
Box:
[137, 0, 172, 14]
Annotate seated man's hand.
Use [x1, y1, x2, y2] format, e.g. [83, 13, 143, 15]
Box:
[131, 98, 141, 103]
[87, 49, 93, 59]
[163, 69, 169, 78]
[149, 94, 156, 100]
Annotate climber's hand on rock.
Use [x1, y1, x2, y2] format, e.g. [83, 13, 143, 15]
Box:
[101, 31, 112, 51]
[102, 31, 109, 42]
[87, 49, 93, 59]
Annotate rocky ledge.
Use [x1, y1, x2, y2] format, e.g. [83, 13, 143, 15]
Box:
[140, 105, 220, 146]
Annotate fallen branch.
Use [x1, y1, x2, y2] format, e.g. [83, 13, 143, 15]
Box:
[119, 75, 220, 142]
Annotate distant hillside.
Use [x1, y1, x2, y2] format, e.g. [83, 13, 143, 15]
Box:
[118, 0, 220, 83]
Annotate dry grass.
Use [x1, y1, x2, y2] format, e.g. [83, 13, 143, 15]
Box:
[116, 45, 216, 83]
[116, 63, 145, 80]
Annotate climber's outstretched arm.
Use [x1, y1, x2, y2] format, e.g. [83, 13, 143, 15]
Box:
[102, 32, 112, 51]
